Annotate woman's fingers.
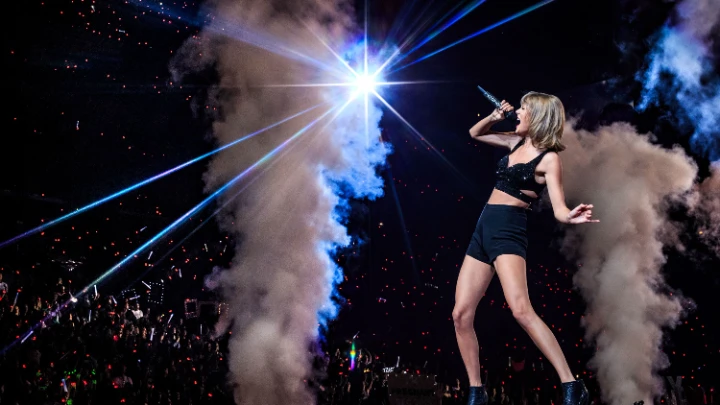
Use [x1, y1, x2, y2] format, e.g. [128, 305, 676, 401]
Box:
[492, 108, 504, 120]
[578, 203, 594, 212]
[569, 203, 600, 223]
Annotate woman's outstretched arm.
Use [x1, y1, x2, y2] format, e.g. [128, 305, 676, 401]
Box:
[544, 153, 599, 224]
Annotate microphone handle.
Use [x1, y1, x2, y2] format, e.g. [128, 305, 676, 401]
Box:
[477, 85, 517, 121]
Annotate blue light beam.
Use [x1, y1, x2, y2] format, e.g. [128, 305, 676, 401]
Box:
[388, 0, 556, 75]
[80, 105, 338, 289]
[377, 0, 488, 76]
[126, 106, 331, 289]
[0, 104, 324, 249]
[378, 0, 462, 72]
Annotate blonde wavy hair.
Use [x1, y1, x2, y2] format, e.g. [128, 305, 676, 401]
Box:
[520, 92, 566, 152]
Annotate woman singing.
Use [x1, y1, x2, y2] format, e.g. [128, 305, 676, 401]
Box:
[454, 92, 597, 405]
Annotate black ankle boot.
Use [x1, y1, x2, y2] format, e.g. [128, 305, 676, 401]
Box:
[561, 380, 589, 405]
[467, 386, 488, 405]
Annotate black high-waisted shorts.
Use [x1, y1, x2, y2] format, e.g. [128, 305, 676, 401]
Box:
[466, 204, 528, 265]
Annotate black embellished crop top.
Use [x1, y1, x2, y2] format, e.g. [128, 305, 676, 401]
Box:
[495, 138, 550, 204]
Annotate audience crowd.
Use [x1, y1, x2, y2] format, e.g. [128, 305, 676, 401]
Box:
[0, 250, 715, 405]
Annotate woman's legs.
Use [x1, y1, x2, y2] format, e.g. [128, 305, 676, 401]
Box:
[493, 254, 575, 383]
[452, 255, 495, 387]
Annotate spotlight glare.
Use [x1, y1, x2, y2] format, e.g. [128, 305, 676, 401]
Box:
[356, 74, 376, 93]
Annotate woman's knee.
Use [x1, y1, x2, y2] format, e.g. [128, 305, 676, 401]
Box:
[452, 306, 475, 330]
[509, 300, 536, 326]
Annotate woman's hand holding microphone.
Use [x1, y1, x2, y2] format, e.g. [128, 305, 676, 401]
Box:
[489, 100, 515, 123]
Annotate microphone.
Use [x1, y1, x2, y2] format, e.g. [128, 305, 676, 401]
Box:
[477, 85, 517, 121]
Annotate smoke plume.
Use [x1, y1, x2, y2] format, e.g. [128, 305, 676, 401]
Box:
[558, 2, 720, 402]
[560, 122, 697, 405]
[171, 1, 388, 404]
[638, 0, 720, 160]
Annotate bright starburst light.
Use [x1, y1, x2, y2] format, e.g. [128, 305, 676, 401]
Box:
[355, 74, 377, 94]
[257, 0, 556, 153]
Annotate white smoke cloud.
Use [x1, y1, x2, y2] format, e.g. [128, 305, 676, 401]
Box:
[638, 0, 720, 160]
[171, 1, 388, 404]
[559, 2, 720, 402]
[559, 122, 697, 405]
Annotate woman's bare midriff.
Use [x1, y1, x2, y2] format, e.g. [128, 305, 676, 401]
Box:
[487, 188, 532, 208]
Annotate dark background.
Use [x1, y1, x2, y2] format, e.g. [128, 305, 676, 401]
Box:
[2, 0, 718, 386]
